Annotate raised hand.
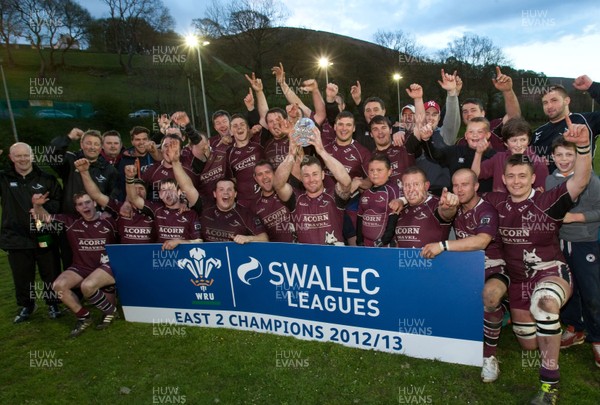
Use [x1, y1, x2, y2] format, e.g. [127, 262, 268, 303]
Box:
[573, 75, 593, 91]
[171, 111, 190, 128]
[124, 164, 137, 179]
[405, 83, 423, 100]
[308, 126, 325, 154]
[158, 114, 171, 133]
[245, 72, 263, 92]
[271, 62, 286, 85]
[350, 81, 361, 105]
[563, 114, 590, 146]
[74, 158, 90, 173]
[325, 83, 339, 103]
[68, 128, 84, 141]
[243, 87, 255, 110]
[438, 69, 457, 93]
[492, 66, 513, 92]
[301, 79, 318, 93]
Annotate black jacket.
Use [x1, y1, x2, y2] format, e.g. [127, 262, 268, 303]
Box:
[50, 135, 120, 214]
[0, 164, 62, 250]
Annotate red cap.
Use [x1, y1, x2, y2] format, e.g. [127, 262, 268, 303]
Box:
[424, 100, 440, 113]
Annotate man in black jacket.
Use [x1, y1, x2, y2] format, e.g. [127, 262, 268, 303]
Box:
[0, 143, 63, 323]
[49, 129, 120, 270]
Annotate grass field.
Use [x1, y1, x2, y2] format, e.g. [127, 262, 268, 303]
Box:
[0, 251, 599, 405]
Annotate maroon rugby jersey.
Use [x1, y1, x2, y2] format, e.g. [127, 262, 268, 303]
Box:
[285, 187, 347, 245]
[479, 149, 548, 193]
[453, 198, 502, 261]
[226, 143, 265, 207]
[252, 192, 295, 242]
[394, 196, 452, 248]
[375, 144, 415, 189]
[323, 140, 371, 188]
[484, 183, 572, 282]
[264, 137, 289, 170]
[358, 183, 400, 246]
[198, 147, 228, 207]
[105, 199, 156, 244]
[53, 214, 117, 269]
[146, 201, 201, 243]
[200, 204, 265, 242]
[141, 162, 200, 202]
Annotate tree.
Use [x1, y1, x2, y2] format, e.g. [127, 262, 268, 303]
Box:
[438, 33, 508, 68]
[0, 0, 24, 66]
[373, 29, 426, 61]
[192, 0, 289, 74]
[437, 34, 510, 112]
[12, 0, 65, 76]
[102, 0, 175, 74]
[56, 0, 93, 65]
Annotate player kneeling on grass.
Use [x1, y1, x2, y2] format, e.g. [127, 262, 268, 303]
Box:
[31, 192, 118, 338]
[482, 116, 592, 404]
[422, 168, 508, 384]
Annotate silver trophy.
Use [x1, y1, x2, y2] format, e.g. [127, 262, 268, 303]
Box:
[293, 117, 315, 147]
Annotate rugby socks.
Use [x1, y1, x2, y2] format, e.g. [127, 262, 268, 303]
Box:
[540, 366, 560, 386]
[75, 307, 90, 319]
[88, 290, 116, 315]
[483, 304, 504, 357]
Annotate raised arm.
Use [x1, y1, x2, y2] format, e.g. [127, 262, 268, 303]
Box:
[245, 73, 268, 128]
[438, 69, 461, 145]
[74, 158, 109, 207]
[165, 141, 199, 207]
[271, 63, 312, 119]
[273, 135, 300, 203]
[493, 66, 521, 122]
[564, 116, 593, 200]
[302, 79, 326, 126]
[310, 126, 351, 196]
[124, 165, 145, 210]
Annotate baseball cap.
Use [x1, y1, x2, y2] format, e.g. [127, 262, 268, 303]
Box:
[401, 104, 415, 113]
[424, 100, 440, 113]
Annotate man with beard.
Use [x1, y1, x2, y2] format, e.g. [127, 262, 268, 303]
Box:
[274, 128, 351, 245]
[251, 160, 295, 242]
[532, 76, 600, 172]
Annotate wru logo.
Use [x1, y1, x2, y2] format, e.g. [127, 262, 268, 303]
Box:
[177, 247, 221, 287]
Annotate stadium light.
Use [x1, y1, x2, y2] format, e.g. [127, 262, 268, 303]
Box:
[318, 57, 333, 86]
[393, 73, 403, 124]
[185, 35, 211, 137]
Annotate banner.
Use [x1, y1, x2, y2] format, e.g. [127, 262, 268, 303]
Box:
[106, 243, 484, 366]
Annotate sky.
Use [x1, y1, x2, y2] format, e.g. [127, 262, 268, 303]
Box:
[79, 0, 600, 79]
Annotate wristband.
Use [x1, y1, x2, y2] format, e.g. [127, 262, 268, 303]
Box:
[125, 177, 135, 184]
[443, 240, 449, 251]
[576, 144, 591, 155]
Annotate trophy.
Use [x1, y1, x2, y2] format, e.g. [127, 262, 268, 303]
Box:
[293, 117, 315, 147]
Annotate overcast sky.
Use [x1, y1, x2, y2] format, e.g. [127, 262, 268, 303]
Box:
[80, 0, 600, 79]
